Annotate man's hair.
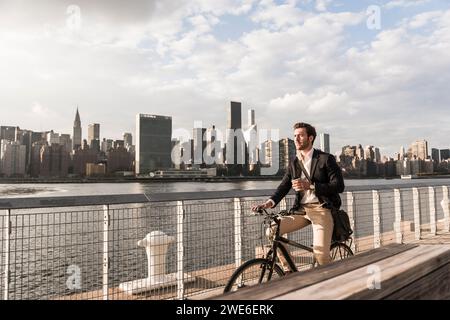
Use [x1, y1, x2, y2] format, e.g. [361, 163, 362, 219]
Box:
[293, 122, 316, 143]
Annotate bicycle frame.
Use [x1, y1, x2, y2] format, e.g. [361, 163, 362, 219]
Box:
[264, 216, 315, 276]
[223, 210, 355, 293]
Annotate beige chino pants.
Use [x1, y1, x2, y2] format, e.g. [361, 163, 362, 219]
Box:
[267, 203, 334, 266]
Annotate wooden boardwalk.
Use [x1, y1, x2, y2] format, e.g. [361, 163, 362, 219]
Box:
[53, 232, 450, 300]
[213, 232, 450, 300]
[414, 231, 450, 245]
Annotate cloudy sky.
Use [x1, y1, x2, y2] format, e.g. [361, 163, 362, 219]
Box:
[1, 0, 449, 157]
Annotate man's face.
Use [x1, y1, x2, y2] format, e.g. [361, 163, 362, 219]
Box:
[294, 128, 313, 151]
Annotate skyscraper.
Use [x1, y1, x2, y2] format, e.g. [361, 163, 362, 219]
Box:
[47, 131, 60, 145]
[431, 148, 440, 163]
[245, 109, 258, 169]
[72, 147, 98, 176]
[248, 109, 255, 128]
[88, 123, 100, 152]
[59, 134, 72, 153]
[107, 147, 133, 174]
[319, 133, 330, 154]
[440, 149, 450, 161]
[409, 140, 428, 160]
[72, 108, 82, 151]
[356, 144, 364, 160]
[123, 133, 133, 147]
[279, 138, 295, 173]
[30, 141, 46, 177]
[135, 114, 172, 175]
[399, 146, 406, 160]
[226, 101, 245, 175]
[39, 144, 69, 177]
[0, 140, 26, 177]
[205, 125, 221, 165]
[192, 127, 206, 167]
[375, 147, 381, 163]
[15, 129, 33, 175]
[365, 145, 375, 162]
[101, 138, 114, 153]
[88, 123, 100, 144]
[228, 101, 242, 130]
[0, 126, 17, 142]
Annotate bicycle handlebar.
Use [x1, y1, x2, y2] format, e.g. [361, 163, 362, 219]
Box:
[251, 208, 290, 219]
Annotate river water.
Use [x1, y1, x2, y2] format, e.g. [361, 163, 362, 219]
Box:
[2, 178, 450, 198]
[1, 178, 450, 299]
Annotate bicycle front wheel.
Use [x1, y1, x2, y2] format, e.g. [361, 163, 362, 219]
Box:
[330, 242, 353, 262]
[223, 258, 285, 293]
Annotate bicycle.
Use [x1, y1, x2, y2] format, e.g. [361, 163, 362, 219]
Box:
[223, 208, 354, 293]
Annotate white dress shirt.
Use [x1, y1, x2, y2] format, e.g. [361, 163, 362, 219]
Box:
[297, 148, 319, 204]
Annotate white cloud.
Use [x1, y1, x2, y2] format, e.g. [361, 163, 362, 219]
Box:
[308, 91, 349, 114]
[251, 0, 312, 30]
[385, 0, 431, 10]
[269, 91, 310, 110]
[407, 11, 442, 29]
[32, 103, 49, 115]
[268, 90, 350, 115]
[1, 1, 450, 157]
[315, 0, 332, 12]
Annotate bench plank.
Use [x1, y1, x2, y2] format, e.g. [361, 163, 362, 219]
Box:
[215, 243, 417, 300]
[275, 245, 450, 300]
[384, 263, 450, 300]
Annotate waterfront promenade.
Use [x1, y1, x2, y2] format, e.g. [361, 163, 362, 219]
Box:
[0, 181, 449, 300]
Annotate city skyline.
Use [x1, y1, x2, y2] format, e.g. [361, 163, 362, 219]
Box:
[1, 1, 450, 157]
[1, 106, 449, 161]
[2, 106, 450, 179]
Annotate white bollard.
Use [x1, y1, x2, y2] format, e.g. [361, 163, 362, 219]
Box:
[119, 231, 194, 295]
[139, 231, 174, 282]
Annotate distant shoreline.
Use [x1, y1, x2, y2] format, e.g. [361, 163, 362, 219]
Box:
[1, 176, 280, 184]
[0, 174, 449, 184]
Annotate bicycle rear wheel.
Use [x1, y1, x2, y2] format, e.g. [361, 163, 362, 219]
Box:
[330, 242, 353, 262]
[223, 258, 285, 293]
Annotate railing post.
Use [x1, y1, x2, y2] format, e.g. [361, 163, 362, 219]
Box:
[413, 188, 421, 240]
[346, 192, 356, 253]
[3, 210, 11, 300]
[428, 187, 436, 235]
[279, 198, 288, 238]
[176, 201, 185, 300]
[234, 198, 242, 268]
[442, 186, 450, 232]
[372, 190, 381, 248]
[102, 205, 110, 300]
[394, 189, 403, 244]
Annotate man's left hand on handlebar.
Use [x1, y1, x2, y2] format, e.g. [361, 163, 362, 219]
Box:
[251, 200, 273, 212]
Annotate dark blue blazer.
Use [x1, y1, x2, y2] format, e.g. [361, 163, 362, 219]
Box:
[270, 149, 345, 211]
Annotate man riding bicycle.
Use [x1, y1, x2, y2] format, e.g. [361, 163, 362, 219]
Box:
[252, 122, 345, 266]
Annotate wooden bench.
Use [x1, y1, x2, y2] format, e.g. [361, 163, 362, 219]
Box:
[213, 243, 450, 300]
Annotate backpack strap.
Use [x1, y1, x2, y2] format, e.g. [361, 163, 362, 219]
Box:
[294, 157, 327, 206]
[297, 158, 312, 183]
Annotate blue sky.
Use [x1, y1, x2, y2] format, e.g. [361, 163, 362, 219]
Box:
[1, 0, 450, 158]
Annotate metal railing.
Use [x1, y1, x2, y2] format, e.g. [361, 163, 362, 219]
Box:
[0, 182, 449, 300]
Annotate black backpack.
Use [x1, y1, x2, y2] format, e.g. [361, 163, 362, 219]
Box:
[331, 208, 353, 242]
